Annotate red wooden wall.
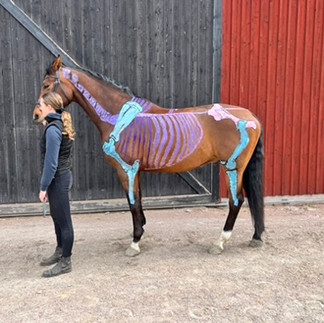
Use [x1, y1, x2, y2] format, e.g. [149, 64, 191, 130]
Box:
[221, 0, 324, 196]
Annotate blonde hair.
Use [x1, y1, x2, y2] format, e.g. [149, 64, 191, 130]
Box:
[42, 92, 76, 140]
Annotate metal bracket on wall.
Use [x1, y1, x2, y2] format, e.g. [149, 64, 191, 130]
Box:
[0, 0, 80, 68]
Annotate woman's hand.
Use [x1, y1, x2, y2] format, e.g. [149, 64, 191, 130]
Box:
[39, 190, 48, 202]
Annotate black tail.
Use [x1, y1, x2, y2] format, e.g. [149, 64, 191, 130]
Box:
[243, 129, 265, 240]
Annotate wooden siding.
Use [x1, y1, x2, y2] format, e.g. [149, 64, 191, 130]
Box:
[221, 0, 324, 196]
[0, 0, 221, 204]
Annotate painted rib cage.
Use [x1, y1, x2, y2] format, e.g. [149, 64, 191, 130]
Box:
[116, 113, 204, 170]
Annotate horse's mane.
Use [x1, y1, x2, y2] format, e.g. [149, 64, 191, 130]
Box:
[45, 62, 134, 96]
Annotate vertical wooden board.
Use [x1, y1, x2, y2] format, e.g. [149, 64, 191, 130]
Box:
[316, 0, 324, 193]
[133, 0, 149, 98]
[258, 0, 271, 194]
[274, 0, 289, 195]
[266, 0, 280, 195]
[299, 0, 315, 194]
[290, 0, 306, 194]
[220, 0, 231, 103]
[307, 0, 323, 193]
[282, 0, 297, 194]
[238, 0, 251, 107]
[317, 38, 324, 193]
[0, 6, 14, 202]
[248, 0, 260, 116]
[229, 0, 241, 103]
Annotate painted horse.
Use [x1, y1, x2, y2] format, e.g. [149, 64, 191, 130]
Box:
[33, 56, 264, 256]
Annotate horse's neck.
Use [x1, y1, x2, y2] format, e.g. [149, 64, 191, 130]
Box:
[64, 68, 131, 136]
[63, 68, 174, 140]
[76, 71, 131, 114]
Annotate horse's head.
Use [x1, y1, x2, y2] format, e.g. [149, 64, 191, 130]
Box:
[33, 56, 74, 124]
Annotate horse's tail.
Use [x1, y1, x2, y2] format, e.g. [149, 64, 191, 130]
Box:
[243, 129, 265, 240]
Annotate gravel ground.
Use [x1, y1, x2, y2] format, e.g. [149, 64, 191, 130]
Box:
[0, 204, 323, 322]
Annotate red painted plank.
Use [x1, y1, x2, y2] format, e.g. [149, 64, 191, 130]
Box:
[230, 0, 241, 104]
[316, 0, 324, 193]
[317, 44, 324, 192]
[238, 0, 251, 107]
[299, 0, 315, 194]
[308, 0, 323, 193]
[267, 0, 280, 195]
[290, 0, 306, 195]
[282, 0, 298, 194]
[248, 0, 261, 114]
[221, 0, 231, 102]
[258, 0, 272, 194]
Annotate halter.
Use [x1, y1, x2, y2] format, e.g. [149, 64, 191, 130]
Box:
[45, 69, 71, 102]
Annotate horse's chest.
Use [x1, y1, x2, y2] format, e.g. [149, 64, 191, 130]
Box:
[116, 114, 203, 170]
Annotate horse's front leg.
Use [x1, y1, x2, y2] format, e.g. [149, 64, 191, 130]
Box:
[117, 170, 146, 257]
[125, 191, 146, 257]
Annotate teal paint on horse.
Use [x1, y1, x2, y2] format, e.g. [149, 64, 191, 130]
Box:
[225, 120, 250, 206]
[103, 101, 143, 204]
[226, 169, 239, 206]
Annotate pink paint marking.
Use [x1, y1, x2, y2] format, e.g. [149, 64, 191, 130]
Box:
[208, 104, 257, 129]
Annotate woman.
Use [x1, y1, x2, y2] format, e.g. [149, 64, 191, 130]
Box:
[37, 92, 75, 278]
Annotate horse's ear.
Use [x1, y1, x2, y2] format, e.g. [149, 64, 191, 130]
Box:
[52, 55, 62, 73]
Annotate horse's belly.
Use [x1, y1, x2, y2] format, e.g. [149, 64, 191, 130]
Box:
[116, 114, 204, 170]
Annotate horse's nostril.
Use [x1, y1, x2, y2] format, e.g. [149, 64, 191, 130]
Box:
[33, 114, 39, 121]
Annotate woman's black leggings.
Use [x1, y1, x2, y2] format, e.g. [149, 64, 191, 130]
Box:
[47, 170, 74, 258]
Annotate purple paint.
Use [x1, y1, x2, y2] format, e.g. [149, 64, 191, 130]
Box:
[117, 113, 203, 170]
[62, 68, 152, 125]
[208, 104, 257, 129]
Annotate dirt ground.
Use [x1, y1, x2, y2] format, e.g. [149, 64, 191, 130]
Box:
[0, 203, 323, 323]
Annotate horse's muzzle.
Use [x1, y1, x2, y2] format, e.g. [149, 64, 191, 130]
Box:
[33, 114, 41, 124]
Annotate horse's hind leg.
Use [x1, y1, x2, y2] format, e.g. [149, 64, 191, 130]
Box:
[209, 171, 244, 255]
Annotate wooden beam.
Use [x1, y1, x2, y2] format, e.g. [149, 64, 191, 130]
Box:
[177, 172, 211, 194]
[0, 194, 220, 217]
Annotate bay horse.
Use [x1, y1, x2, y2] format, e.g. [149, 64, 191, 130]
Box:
[33, 56, 264, 256]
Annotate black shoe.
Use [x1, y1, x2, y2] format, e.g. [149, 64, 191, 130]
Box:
[42, 257, 72, 278]
[40, 247, 63, 266]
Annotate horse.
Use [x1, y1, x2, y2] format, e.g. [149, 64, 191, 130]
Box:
[33, 56, 264, 257]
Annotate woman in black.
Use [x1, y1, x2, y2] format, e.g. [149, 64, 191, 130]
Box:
[37, 92, 75, 278]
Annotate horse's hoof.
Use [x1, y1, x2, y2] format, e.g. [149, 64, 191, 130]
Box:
[125, 246, 140, 257]
[249, 239, 263, 248]
[208, 244, 223, 255]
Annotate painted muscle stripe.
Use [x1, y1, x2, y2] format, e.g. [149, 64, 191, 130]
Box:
[153, 115, 168, 168]
[159, 115, 175, 167]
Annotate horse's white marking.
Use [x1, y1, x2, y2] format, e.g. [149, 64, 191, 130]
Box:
[215, 230, 232, 250]
[130, 242, 140, 253]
